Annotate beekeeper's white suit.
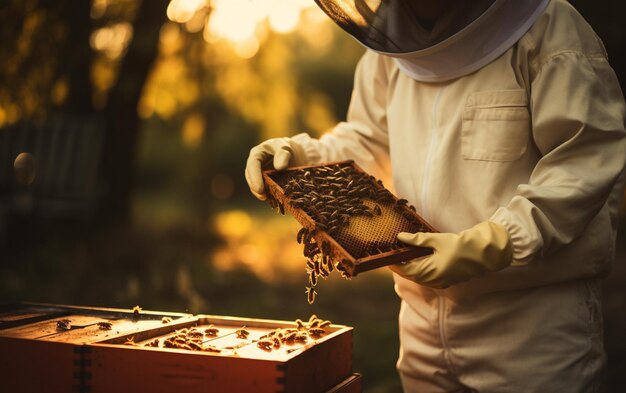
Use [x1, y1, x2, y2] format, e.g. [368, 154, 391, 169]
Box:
[245, 0, 626, 391]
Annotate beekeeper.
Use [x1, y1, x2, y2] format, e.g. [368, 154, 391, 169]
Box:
[245, 0, 626, 391]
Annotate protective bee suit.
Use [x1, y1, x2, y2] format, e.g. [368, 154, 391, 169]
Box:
[245, 0, 626, 391]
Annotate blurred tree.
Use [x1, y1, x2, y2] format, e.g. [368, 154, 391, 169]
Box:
[0, 0, 169, 227]
[0, 0, 362, 231]
[100, 0, 169, 223]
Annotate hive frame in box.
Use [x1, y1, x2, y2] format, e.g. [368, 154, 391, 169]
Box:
[262, 160, 437, 276]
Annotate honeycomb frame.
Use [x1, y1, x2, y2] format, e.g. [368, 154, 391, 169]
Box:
[262, 160, 436, 276]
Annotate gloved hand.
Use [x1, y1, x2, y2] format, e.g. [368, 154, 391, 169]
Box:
[390, 221, 512, 288]
[245, 137, 308, 200]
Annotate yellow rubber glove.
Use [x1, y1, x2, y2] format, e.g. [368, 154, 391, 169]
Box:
[390, 221, 512, 288]
[245, 137, 308, 200]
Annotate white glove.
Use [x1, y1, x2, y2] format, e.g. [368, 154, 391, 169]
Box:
[245, 137, 308, 200]
[391, 221, 512, 288]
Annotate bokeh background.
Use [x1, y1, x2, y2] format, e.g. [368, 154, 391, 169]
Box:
[1, 1, 624, 391]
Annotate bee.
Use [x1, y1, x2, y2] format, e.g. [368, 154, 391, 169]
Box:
[188, 341, 203, 351]
[56, 319, 72, 331]
[257, 339, 273, 351]
[296, 227, 308, 244]
[163, 339, 176, 348]
[315, 221, 328, 231]
[187, 330, 203, 339]
[291, 200, 305, 210]
[309, 258, 320, 276]
[319, 263, 330, 278]
[362, 210, 374, 218]
[306, 286, 317, 304]
[327, 256, 336, 272]
[342, 259, 355, 270]
[204, 325, 219, 336]
[273, 336, 282, 349]
[132, 305, 142, 318]
[304, 229, 315, 244]
[336, 261, 346, 272]
[236, 328, 250, 339]
[374, 205, 382, 216]
[284, 331, 298, 343]
[97, 321, 113, 330]
[309, 270, 318, 286]
[295, 319, 306, 330]
[161, 317, 172, 324]
[294, 333, 308, 343]
[124, 337, 136, 346]
[204, 345, 222, 353]
[304, 243, 319, 258]
[308, 328, 326, 337]
[319, 320, 332, 328]
[145, 338, 160, 347]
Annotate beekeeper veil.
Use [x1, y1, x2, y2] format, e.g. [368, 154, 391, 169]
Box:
[314, 0, 549, 82]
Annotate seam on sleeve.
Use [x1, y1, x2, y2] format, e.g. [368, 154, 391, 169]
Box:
[533, 50, 607, 79]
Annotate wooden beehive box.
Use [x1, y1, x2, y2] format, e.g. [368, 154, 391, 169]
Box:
[0, 302, 191, 393]
[263, 160, 436, 277]
[0, 303, 355, 393]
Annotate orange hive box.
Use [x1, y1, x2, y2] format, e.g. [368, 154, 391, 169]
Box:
[0, 302, 358, 393]
[0, 302, 189, 393]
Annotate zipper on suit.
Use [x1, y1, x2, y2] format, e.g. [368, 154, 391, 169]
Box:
[437, 291, 456, 373]
[420, 86, 445, 222]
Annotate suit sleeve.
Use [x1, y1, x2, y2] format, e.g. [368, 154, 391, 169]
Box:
[490, 51, 626, 264]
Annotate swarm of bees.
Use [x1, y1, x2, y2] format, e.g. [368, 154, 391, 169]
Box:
[121, 315, 330, 354]
[256, 315, 330, 352]
[266, 163, 425, 304]
[129, 327, 223, 353]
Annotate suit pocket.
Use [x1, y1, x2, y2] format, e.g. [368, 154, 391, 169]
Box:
[462, 89, 530, 162]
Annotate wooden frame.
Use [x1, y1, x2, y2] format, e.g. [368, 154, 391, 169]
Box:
[262, 160, 436, 276]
